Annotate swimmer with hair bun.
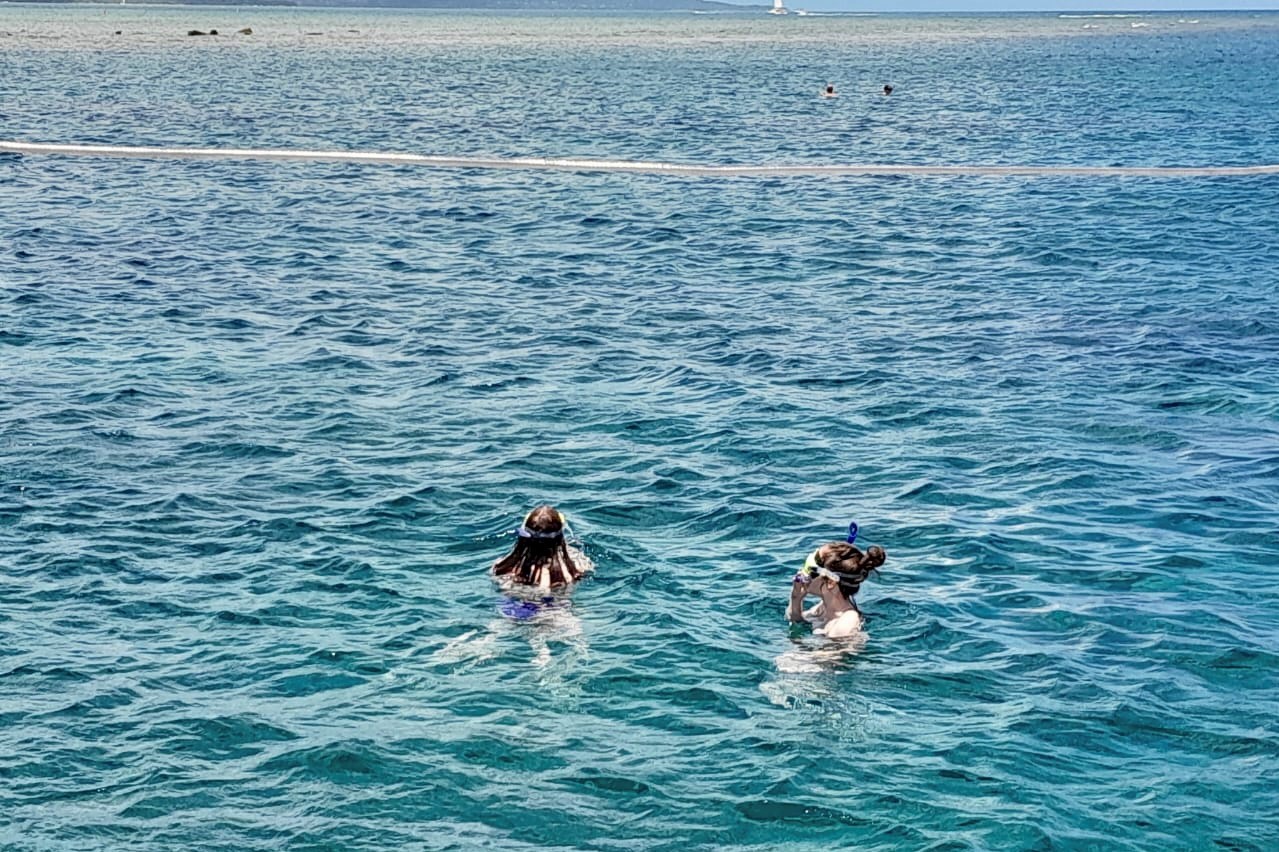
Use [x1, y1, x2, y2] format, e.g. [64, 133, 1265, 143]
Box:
[787, 525, 886, 639]
[493, 504, 588, 590]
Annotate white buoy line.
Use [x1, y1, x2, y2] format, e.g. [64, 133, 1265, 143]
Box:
[3, 140, 1278, 178]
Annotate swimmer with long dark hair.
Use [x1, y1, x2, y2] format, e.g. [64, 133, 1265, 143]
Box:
[493, 504, 588, 590]
[787, 527, 885, 638]
[487, 505, 591, 665]
[436, 506, 590, 667]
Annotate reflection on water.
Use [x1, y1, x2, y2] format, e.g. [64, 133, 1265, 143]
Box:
[762, 632, 875, 742]
[432, 570, 590, 675]
[774, 631, 867, 675]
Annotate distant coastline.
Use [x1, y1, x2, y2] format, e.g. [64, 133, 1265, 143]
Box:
[12, 0, 764, 9]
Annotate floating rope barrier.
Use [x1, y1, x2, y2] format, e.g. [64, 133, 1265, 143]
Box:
[4, 140, 1278, 178]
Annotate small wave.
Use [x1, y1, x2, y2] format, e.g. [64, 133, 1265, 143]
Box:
[2, 141, 1276, 178]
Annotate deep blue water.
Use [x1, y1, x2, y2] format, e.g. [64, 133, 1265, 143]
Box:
[3, 7, 1279, 850]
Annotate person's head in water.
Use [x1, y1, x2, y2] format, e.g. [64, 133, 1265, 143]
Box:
[806, 541, 885, 600]
[492, 505, 584, 589]
[882, 84, 893, 96]
[788, 534, 886, 628]
[821, 542, 885, 599]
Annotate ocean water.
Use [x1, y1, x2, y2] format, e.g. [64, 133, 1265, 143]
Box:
[3, 6, 1279, 850]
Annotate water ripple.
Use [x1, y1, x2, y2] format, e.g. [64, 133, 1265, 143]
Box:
[2, 8, 1279, 852]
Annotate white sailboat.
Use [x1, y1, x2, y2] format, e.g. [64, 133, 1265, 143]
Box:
[769, 0, 788, 15]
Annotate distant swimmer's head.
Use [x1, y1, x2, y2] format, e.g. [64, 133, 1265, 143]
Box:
[823, 83, 837, 98]
[493, 505, 584, 589]
[882, 84, 893, 96]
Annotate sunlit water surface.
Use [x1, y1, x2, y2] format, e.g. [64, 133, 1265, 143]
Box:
[2, 6, 1278, 850]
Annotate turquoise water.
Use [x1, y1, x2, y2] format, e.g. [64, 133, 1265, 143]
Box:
[3, 6, 1279, 850]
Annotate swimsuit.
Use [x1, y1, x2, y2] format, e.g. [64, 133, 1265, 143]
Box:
[499, 595, 557, 621]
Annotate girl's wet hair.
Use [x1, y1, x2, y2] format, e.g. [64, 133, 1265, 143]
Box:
[492, 504, 584, 587]
[819, 542, 886, 599]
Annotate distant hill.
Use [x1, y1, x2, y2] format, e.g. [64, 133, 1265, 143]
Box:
[304, 0, 760, 7]
[49, 0, 764, 8]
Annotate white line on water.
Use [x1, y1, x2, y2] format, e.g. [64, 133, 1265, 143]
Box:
[3, 140, 1278, 177]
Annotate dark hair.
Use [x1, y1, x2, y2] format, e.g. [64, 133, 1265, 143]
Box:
[819, 542, 885, 599]
[492, 505, 583, 587]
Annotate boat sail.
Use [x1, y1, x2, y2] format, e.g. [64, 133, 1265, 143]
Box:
[769, 0, 788, 14]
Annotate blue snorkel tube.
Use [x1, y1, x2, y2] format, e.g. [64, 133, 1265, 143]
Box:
[846, 521, 858, 545]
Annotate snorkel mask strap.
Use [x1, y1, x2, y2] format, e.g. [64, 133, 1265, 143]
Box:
[514, 509, 569, 541]
[516, 527, 562, 540]
[817, 565, 867, 589]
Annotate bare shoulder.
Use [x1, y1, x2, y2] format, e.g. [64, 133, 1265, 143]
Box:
[818, 610, 863, 639]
